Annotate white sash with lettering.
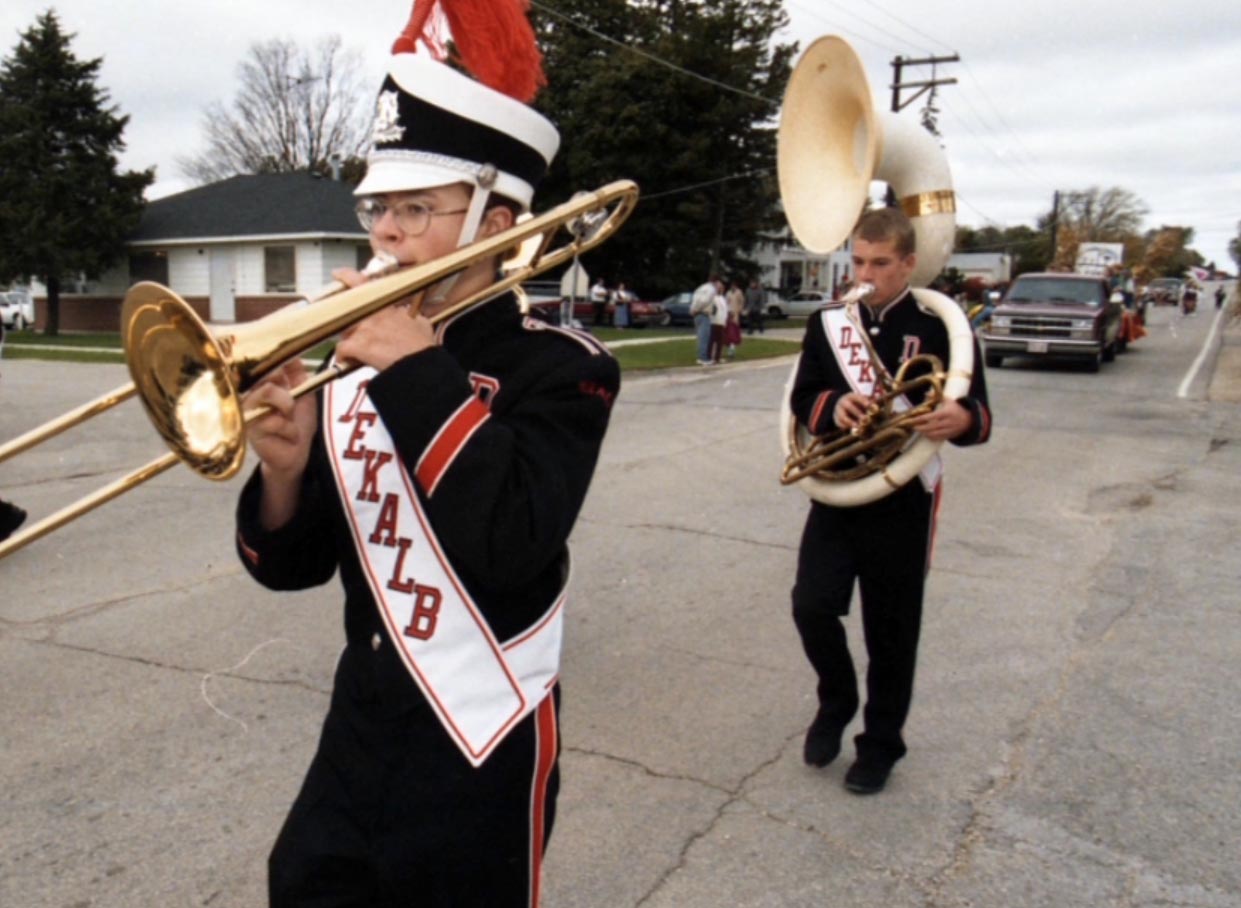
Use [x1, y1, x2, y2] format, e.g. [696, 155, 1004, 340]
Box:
[821, 308, 942, 492]
[324, 361, 564, 767]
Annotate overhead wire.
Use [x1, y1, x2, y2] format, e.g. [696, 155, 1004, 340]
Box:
[527, 0, 774, 105]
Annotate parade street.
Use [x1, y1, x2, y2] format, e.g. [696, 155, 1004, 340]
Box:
[2, 298, 1240, 907]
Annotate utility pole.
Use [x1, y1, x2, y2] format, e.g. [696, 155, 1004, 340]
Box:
[1049, 190, 1061, 266]
[889, 53, 959, 113]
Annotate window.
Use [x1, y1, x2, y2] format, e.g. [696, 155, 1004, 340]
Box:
[264, 246, 296, 292]
[129, 251, 168, 285]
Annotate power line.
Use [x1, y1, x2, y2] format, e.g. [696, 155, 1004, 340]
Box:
[782, 0, 906, 55]
[528, 0, 774, 105]
[853, 0, 956, 55]
[640, 168, 774, 201]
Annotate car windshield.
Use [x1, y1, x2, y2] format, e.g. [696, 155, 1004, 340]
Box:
[1006, 279, 1103, 307]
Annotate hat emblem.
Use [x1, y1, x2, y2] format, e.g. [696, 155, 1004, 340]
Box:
[371, 90, 406, 145]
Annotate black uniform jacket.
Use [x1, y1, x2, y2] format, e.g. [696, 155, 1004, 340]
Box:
[791, 290, 991, 451]
[235, 292, 619, 716]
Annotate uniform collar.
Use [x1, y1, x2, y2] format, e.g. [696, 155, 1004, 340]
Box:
[861, 286, 913, 328]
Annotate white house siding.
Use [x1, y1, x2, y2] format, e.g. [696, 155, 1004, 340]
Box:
[170, 248, 211, 295]
[234, 245, 266, 295]
[319, 240, 368, 282]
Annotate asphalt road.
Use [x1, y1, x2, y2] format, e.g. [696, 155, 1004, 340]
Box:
[1, 295, 1239, 907]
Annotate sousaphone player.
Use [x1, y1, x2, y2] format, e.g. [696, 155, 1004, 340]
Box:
[778, 38, 993, 795]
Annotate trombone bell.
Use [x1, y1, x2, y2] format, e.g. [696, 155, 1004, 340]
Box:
[123, 284, 246, 480]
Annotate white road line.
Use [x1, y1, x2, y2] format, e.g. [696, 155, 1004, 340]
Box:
[1177, 300, 1228, 399]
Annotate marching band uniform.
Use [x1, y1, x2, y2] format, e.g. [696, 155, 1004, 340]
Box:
[789, 287, 990, 787]
[237, 293, 616, 905]
[235, 4, 618, 904]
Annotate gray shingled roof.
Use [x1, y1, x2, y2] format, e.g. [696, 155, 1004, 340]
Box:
[129, 172, 365, 242]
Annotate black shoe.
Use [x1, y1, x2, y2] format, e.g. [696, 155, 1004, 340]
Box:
[802, 713, 844, 767]
[0, 501, 27, 542]
[843, 757, 894, 795]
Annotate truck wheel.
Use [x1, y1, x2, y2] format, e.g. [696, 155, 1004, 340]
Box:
[1102, 342, 1116, 363]
[984, 352, 1003, 369]
[1085, 352, 1101, 373]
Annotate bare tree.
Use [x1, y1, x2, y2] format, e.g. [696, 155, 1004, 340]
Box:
[179, 35, 371, 183]
[1056, 186, 1148, 241]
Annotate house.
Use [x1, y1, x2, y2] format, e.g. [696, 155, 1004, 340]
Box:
[751, 226, 852, 298]
[752, 232, 1012, 299]
[29, 172, 370, 331]
[945, 251, 1012, 285]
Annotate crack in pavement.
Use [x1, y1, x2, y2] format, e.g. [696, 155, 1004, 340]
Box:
[2, 566, 247, 631]
[13, 636, 331, 698]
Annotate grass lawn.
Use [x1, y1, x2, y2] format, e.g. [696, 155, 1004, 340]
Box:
[2, 326, 799, 371]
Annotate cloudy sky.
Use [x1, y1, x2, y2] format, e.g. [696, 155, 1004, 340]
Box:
[2, 0, 1238, 269]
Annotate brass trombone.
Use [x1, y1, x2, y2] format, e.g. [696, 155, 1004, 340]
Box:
[0, 179, 639, 560]
[0, 252, 401, 466]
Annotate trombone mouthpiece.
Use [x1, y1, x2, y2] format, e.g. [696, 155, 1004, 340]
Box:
[363, 251, 400, 278]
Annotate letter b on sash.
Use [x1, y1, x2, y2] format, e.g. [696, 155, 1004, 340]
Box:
[404, 584, 443, 641]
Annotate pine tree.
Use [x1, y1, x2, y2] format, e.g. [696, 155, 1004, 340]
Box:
[531, 0, 794, 296]
[0, 11, 153, 335]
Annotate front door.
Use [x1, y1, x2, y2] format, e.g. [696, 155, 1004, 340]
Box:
[209, 249, 236, 323]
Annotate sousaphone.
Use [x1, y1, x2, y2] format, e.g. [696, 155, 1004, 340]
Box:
[776, 36, 974, 507]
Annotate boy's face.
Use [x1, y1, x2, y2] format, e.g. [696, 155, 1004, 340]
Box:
[366, 183, 473, 267]
[851, 236, 916, 308]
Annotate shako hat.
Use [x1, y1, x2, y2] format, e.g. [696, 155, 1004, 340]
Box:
[355, 0, 560, 212]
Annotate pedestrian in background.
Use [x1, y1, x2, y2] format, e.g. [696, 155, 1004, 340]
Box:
[590, 277, 610, 327]
[691, 276, 722, 365]
[744, 278, 766, 335]
[708, 283, 729, 364]
[724, 280, 744, 359]
[613, 281, 633, 329]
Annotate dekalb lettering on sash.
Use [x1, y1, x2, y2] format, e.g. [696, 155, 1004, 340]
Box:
[325, 360, 560, 766]
[337, 393, 443, 617]
[839, 324, 874, 384]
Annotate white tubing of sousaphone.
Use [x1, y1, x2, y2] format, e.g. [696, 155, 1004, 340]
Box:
[875, 112, 956, 287]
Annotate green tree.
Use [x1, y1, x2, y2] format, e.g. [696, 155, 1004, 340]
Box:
[531, 0, 794, 296]
[0, 11, 152, 335]
[1229, 220, 1241, 274]
[954, 223, 1049, 276]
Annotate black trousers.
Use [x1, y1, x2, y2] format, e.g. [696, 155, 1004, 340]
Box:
[269, 684, 561, 907]
[790, 483, 937, 764]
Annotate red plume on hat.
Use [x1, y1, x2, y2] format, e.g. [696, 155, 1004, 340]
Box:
[391, 0, 546, 103]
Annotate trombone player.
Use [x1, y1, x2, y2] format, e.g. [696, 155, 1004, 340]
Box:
[790, 208, 992, 795]
[235, 1, 620, 903]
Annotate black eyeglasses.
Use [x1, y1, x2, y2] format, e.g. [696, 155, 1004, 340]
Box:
[355, 198, 469, 236]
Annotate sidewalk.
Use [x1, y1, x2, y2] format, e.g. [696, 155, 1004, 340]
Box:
[1209, 308, 1241, 402]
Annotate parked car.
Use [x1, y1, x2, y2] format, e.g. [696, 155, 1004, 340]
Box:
[660, 292, 694, 326]
[1144, 277, 1182, 306]
[524, 283, 669, 328]
[768, 289, 832, 318]
[0, 290, 35, 331]
[978, 272, 1123, 373]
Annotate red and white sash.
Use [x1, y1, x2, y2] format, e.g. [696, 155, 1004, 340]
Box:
[324, 361, 564, 766]
[821, 307, 942, 492]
